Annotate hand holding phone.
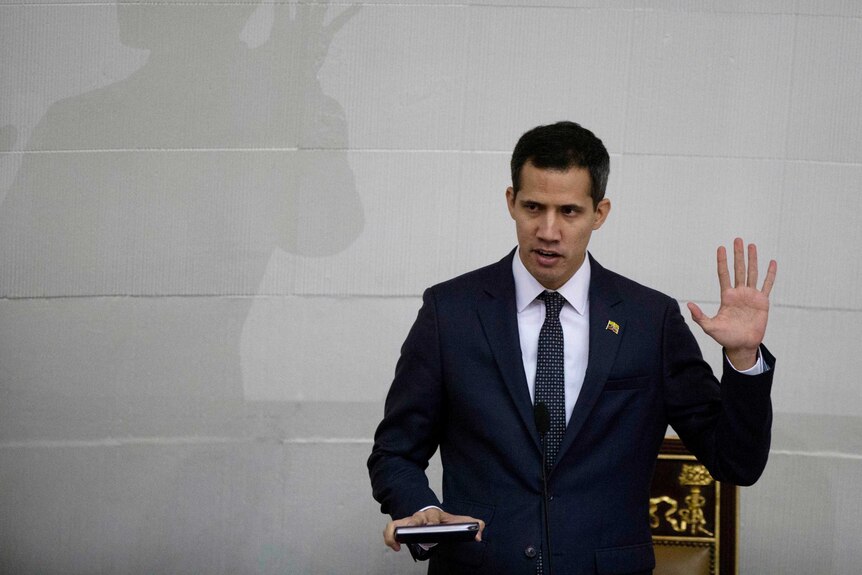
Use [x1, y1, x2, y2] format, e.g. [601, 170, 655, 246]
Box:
[394, 522, 481, 544]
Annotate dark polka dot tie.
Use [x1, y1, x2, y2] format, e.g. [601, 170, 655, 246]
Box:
[535, 291, 566, 475]
[535, 291, 565, 575]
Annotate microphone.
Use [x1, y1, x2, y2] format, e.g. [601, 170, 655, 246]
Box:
[534, 401, 550, 436]
[534, 402, 553, 575]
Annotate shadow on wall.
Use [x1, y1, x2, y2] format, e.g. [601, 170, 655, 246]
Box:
[0, 3, 362, 406]
[0, 125, 15, 154]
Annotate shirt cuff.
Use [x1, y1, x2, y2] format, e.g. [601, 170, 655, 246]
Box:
[726, 347, 769, 375]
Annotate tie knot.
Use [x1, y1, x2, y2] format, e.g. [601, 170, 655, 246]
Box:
[539, 291, 565, 318]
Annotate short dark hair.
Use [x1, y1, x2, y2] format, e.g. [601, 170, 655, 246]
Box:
[510, 121, 610, 208]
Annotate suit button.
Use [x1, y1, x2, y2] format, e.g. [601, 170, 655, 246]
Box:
[524, 545, 537, 558]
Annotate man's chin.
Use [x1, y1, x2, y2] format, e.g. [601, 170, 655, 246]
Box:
[530, 270, 565, 291]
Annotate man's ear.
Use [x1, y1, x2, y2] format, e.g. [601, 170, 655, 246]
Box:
[592, 198, 611, 230]
[506, 187, 516, 218]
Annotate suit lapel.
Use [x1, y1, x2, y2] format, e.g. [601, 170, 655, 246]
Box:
[555, 256, 625, 470]
[477, 251, 541, 453]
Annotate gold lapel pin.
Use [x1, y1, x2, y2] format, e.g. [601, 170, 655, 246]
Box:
[606, 320, 620, 335]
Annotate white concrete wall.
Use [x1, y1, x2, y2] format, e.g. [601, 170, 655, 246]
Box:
[1, 1, 859, 573]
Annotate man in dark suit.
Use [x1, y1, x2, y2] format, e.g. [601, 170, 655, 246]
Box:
[368, 121, 777, 575]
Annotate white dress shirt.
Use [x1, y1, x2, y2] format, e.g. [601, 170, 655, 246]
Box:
[512, 248, 591, 426]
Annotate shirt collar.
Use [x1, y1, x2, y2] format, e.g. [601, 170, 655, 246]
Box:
[512, 248, 591, 315]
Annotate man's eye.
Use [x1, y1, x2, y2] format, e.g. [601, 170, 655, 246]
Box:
[524, 203, 539, 211]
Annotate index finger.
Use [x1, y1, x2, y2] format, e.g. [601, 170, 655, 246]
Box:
[761, 259, 777, 297]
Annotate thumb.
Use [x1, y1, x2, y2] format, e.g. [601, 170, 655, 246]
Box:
[687, 302, 707, 326]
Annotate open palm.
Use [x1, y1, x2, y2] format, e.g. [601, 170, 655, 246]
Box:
[688, 238, 777, 370]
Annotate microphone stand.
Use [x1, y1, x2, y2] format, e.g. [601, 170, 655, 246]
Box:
[534, 402, 553, 575]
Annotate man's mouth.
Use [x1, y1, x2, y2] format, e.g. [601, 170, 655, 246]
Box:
[534, 249, 561, 265]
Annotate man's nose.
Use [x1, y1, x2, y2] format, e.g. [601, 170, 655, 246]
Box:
[537, 212, 561, 240]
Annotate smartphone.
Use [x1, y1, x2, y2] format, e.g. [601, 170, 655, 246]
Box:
[394, 522, 481, 544]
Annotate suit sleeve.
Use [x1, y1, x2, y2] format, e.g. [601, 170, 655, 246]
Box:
[368, 288, 446, 519]
[662, 301, 774, 486]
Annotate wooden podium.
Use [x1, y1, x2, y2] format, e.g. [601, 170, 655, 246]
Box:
[650, 437, 738, 575]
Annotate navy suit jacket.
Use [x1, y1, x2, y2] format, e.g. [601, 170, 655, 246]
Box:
[369, 251, 773, 575]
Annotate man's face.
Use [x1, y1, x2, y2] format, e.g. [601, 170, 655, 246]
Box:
[506, 162, 610, 290]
